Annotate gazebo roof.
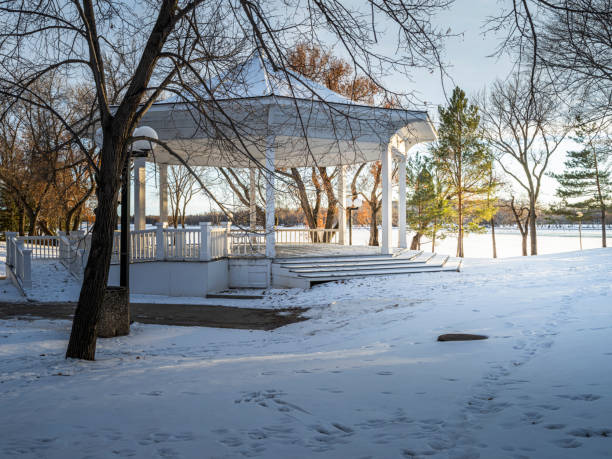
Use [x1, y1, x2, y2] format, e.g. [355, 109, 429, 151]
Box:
[139, 56, 436, 168]
[164, 55, 353, 104]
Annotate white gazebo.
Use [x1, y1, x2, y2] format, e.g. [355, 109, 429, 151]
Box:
[136, 56, 436, 256]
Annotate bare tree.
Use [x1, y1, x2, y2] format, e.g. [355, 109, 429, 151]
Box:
[0, 0, 452, 360]
[490, 0, 611, 124]
[167, 165, 197, 228]
[480, 73, 569, 255]
[507, 196, 531, 256]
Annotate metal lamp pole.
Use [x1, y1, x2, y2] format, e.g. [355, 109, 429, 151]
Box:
[120, 151, 131, 288]
[346, 196, 362, 246]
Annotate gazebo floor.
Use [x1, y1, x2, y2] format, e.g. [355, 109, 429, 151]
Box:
[273, 244, 409, 259]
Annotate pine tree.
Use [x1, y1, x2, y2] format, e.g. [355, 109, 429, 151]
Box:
[551, 125, 611, 247]
[432, 87, 495, 257]
[407, 155, 436, 250]
[406, 154, 453, 251]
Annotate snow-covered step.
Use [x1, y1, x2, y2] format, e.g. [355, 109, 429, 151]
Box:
[274, 254, 395, 265]
[206, 290, 264, 300]
[298, 263, 461, 280]
[271, 251, 461, 288]
[286, 256, 448, 274]
[276, 255, 433, 270]
[275, 251, 422, 266]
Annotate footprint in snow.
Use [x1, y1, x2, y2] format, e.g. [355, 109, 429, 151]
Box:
[554, 438, 582, 449]
[141, 391, 163, 397]
[376, 370, 393, 376]
[544, 424, 566, 430]
[557, 394, 601, 401]
[568, 428, 612, 438]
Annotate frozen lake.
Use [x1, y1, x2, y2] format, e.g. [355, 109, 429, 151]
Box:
[349, 227, 611, 258]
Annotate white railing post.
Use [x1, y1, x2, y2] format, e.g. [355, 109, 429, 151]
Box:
[15, 240, 24, 278]
[176, 229, 184, 260]
[155, 223, 165, 261]
[199, 222, 211, 261]
[5, 232, 17, 266]
[225, 221, 232, 256]
[21, 248, 32, 289]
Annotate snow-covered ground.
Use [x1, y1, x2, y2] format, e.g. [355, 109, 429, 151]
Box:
[1, 248, 611, 458]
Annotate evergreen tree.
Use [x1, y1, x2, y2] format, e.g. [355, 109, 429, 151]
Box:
[0, 188, 19, 234]
[407, 155, 436, 250]
[406, 154, 453, 251]
[551, 125, 611, 247]
[432, 87, 495, 257]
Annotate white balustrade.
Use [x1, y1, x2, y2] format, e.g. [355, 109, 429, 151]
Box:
[4, 224, 342, 288]
[275, 228, 339, 245]
[229, 230, 266, 256]
[4, 233, 33, 289]
[18, 235, 61, 259]
[163, 228, 201, 260]
[131, 229, 157, 261]
[210, 228, 228, 259]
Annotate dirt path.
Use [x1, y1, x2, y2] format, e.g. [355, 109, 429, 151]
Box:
[0, 302, 308, 330]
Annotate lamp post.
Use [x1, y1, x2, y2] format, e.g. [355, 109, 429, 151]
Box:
[346, 195, 363, 246]
[94, 126, 157, 289]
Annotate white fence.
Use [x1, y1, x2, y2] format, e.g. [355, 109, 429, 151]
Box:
[19, 235, 61, 259]
[276, 228, 339, 245]
[229, 230, 266, 256]
[4, 225, 340, 285]
[5, 232, 33, 289]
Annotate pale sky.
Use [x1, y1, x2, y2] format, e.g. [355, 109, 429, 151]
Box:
[142, 0, 570, 216]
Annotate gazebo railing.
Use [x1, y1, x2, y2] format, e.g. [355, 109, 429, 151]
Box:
[229, 229, 266, 256]
[18, 235, 61, 259]
[163, 227, 201, 260]
[4, 225, 343, 288]
[132, 229, 157, 261]
[275, 228, 339, 245]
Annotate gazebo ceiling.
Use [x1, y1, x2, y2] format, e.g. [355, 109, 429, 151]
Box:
[139, 56, 436, 168]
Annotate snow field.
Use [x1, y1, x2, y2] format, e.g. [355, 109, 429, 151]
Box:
[1, 249, 611, 457]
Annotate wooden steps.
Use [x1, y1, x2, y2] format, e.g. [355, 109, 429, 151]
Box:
[272, 252, 462, 288]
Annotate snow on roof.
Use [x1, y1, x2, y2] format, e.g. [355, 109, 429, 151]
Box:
[162, 55, 354, 104]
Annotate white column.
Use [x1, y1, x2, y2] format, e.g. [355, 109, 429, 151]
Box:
[249, 167, 257, 231]
[159, 163, 168, 227]
[265, 136, 276, 258]
[381, 144, 393, 255]
[133, 158, 146, 231]
[398, 153, 407, 249]
[337, 165, 347, 245]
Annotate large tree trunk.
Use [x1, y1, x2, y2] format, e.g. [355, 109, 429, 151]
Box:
[410, 232, 421, 250]
[529, 199, 537, 255]
[369, 205, 379, 246]
[431, 223, 437, 253]
[17, 206, 25, 236]
[521, 230, 528, 256]
[456, 191, 464, 257]
[25, 207, 38, 236]
[72, 208, 82, 232]
[602, 208, 607, 248]
[491, 217, 497, 258]
[318, 167, 337, 242]
[66, 141, 121, 360]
